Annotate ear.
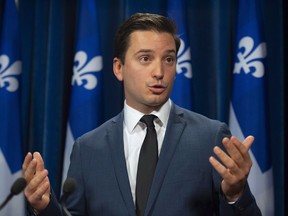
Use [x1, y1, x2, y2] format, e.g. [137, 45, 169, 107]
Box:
[113, 57, 124, 81]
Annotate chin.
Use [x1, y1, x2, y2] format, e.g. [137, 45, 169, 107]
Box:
[147, 97, 168, 107]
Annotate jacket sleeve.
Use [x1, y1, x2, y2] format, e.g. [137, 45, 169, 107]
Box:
[214, 123, 262, 216]
[26, 190, 63, 216]
[219, 183, 262, 215]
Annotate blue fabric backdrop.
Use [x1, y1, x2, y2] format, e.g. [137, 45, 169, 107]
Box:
[3, 0, 285, 215]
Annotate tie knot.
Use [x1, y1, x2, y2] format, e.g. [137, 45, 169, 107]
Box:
[140, 115, 156, 129]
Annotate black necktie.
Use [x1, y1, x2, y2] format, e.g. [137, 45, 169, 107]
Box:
[136, 115, 158, 216]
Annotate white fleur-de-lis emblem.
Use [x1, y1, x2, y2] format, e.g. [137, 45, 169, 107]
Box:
[0, 54, 22, 92]
[176, 38, 193, 79]
[72, 51, 103, 90]
[233, 36, 267, 78]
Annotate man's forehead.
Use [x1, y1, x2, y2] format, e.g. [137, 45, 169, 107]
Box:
[128, 31, 176, 52]
[129, 30, 172, 38]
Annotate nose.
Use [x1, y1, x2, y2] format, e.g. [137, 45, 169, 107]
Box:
[152, 61, 164, 80]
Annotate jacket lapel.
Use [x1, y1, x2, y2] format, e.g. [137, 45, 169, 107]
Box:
[145, 104, 186, 215]
[107, 112, 136, 216]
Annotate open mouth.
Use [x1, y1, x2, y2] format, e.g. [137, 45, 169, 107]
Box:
[148, 84, 166, 94]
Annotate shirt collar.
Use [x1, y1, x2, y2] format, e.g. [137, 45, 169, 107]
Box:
[124, 99, 171, 133]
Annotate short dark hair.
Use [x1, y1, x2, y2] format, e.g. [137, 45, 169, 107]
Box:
[114, 13, 181, 63]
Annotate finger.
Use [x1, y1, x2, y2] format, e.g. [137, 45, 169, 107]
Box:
[23, 158, 37, 182]
[33, 152, 45, 172]
[42, 176, 51, 196]
[38, 175, 50, 189]
[209, 156, 232, 179]
[231, 136, 254, 162]
[32, 181, 50, 201]
[27, 179, 50, 205]
[212, 146, 239, 174]
[25, 169, 48, 196]
[231, 136, 254, 153]
[222, 137, 244, 165]
[33, 176, 50, 199]
[242, 135, 254, 148]
[22, 152, 33, 172]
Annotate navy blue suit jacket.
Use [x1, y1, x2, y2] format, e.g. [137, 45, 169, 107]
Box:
[38, 104, 261, 216]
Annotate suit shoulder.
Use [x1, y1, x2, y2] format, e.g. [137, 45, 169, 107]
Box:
[77, 112, 122, 143]
[175, 105, 225, 127]
[172, 105, 231, 143]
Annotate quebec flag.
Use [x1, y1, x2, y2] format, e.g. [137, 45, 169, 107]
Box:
[62, 0, 103, 184]
[167, 0, 193, 110]
[0, 0, 25, 215]
[229, 0, 274, 215]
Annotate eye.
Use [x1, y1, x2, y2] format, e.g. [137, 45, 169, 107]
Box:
[139, 56, 150, 64]
[165, 56, 176, 64]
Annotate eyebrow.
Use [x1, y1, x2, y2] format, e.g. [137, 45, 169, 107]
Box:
[134, 49, 176, 55]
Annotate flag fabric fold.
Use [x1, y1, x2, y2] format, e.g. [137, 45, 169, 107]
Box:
[0, 0, 25, 215]
[62, 0, 103, 185]
[229, 0, 274, 215]
[167, 0, 193, 110]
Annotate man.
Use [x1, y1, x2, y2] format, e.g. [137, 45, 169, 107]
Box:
[23, 13, 261, 215]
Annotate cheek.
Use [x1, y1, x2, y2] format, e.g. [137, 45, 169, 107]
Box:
[166, 70, 176, 83]
[125, 73, 144, 90]
[126, 67, 148, 83]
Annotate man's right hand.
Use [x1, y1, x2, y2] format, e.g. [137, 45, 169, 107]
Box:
[22, 152, 51, 212]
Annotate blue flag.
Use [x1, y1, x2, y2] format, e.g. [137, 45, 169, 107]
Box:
[0, 0, 25, 215]
[62, 0, 103, 184]
[167, 0, 193, 110]
[229, 0, 274, 215]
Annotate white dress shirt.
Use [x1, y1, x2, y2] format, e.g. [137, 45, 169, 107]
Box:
[123, 99, 171, 203]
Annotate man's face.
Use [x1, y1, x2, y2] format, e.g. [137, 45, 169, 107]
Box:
[113, 30, 177, 113]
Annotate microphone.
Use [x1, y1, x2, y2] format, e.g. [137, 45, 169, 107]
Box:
[0, 177, 27, 210]
[60, 178, 77, 216]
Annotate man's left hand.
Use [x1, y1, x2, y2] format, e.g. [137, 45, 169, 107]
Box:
[209, 136, 254, 202]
